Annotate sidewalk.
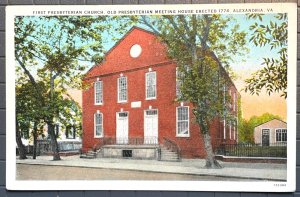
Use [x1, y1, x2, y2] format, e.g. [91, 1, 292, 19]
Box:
[16, 156, 287, 181]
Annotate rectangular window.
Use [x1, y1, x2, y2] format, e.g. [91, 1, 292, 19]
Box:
[276, 129, 287, 142]
[118, 76, 127, 102]
[94, 81, 103, 105]
[176, 106, 189, 137]
[66, 126, 76, 139]
[94, 113, 103, 137]
[146, 72, 156, 99]
[176, 67, 182, 98]
[233, 92, 236, 111]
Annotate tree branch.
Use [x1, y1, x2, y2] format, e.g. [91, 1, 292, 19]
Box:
[15, 54, 37, 86]
[140, 16, 161, 35]
[200, 15, 212, 50]
[163, 16, 193, 48]
[178, 15, 192, 36]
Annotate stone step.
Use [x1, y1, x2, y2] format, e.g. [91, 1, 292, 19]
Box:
[161, 151, 177, 154]
[161, 154, 178, 157]
[80, 154, 96, 159]
[160, 145, 180, 162]
[160, 158, 180, 162]
[161, 154, 178, 158]
[161, 151, 178, 155]
[80, 150, 97, 159]
[85, 155, 96, 159]
[161, 158, 179, 161]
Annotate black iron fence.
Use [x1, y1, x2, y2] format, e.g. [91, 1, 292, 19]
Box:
[93, 137, 159, 151]
[215, 143, 287, 158]
[37, 140, 82, 155]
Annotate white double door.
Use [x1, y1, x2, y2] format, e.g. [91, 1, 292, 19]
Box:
[116, 110, 158, 145]
[116, 112, 129, 144]
[144, 109, 158, 144]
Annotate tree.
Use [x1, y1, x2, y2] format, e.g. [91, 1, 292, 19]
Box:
[16, 79, 45, 159]
[139, 15, 247, 168]
[15, 16, 127, 160]
[244, 14, 287, 98]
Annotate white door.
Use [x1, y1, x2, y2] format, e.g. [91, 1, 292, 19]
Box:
[116, 112, 128, 144]
[144, 109, 158, 144]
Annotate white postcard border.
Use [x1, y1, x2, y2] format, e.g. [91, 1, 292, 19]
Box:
[6, 3, 297, 192]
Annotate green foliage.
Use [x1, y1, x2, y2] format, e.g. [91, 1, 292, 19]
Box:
[238, 113, 283, 143]
[140, 15, 247, 132]
[244, 14, 287, 98]
[16, 75, 46, 140]
[15, 16, 128, 158]
[139, 15, 247, 168]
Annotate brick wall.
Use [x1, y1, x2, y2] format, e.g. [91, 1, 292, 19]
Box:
[82, 26, 238, 158]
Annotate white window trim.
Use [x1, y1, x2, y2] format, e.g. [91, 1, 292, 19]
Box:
[176, 106, 190, 137]
[145, 71, 157, 100]
[94, 80, 103, 105]
[94, 112, 103, 138]
[275, 128, 287, 142]
[117, 76, 128, 103]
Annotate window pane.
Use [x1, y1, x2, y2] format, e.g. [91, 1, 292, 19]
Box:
[95, 81, 103, 104]
[177, 107, 189, 136]
[95, 114, 102, 124]
[146, 110, 157, 116]
[178, 107, 188, 121]
[276, 130, 280, 141]
[96, 125, 102, 136]
[118, 77, 127, 102]
[282, 129, 287, 142]
[178, 122, 188, 134]
[146, 72, 156, 99]
[119, 112, 128, 117]
[95, 113, 103, 137]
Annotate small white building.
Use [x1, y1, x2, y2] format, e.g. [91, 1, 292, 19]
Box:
[254, 119, 287, 146]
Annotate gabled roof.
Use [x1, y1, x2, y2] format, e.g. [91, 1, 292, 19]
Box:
[104, 26, 156, 58]
[85, 26, 156, 75]
[84, 26, 238, 93]
[254, 118, 287, 128]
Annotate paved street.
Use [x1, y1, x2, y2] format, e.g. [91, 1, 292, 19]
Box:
[16, 156, 287, 181]
[17, 164, 257, 181]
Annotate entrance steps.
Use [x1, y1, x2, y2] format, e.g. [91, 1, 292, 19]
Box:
[80, 144, 181, 162]
[159, 146, 180, 162]
[80, 150, 97, 159]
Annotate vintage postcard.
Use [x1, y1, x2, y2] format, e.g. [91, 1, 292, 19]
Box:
[6, 3, 297, 191]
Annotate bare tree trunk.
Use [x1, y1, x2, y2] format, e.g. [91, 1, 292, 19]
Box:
[32, 122, 38, 159]
[47, 122, 61, 161]
[16, 119, 27, 160]
[203, 132, 222, 169]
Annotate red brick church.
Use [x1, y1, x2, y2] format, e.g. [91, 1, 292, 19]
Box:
[82, 26, 238, 160]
